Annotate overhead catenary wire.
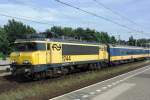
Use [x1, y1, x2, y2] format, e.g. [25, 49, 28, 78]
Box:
[92, 0, 148, 36]
[0, 13, 54, 26]
[92, 0, 139, 26]
[14, 0, 94, 28]
[54, 0, 142, 33]
[1, 1, 149, 37]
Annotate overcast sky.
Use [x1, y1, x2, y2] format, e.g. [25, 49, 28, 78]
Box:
[0, 0, 150, 40]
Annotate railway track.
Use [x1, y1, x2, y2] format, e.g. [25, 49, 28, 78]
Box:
[0, 60, 149, 100]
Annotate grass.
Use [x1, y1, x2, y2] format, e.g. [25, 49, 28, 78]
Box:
[0, 61, 149, 100]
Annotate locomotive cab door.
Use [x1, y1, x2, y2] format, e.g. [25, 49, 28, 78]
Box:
[46, 43, 51, 64]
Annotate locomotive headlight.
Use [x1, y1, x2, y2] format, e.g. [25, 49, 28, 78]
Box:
[23, 60, 30, 64]
[25, 68, 31, 72]
[12, 60, 16, 64]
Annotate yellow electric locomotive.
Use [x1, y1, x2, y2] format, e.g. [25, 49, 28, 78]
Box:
[10, 39, 109, 78]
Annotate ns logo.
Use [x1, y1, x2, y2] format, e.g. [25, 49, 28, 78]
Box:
[52, 44, 62, 51]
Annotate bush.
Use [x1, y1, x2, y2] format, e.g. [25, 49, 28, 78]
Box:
[0, 52, 6, 60]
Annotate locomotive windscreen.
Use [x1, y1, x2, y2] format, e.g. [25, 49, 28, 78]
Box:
[14, 42, 46, 51]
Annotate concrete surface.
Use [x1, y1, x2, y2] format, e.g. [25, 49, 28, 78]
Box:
[50, 64, 150, 100]
[0, 60, 10, 70]
[0, 60, 9, 65]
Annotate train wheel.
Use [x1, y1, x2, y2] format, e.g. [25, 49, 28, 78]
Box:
[93, 63, 97, 70]
[32, 74, 37, 81]
[46, 70, 53, 78]
[88, 64, 94, 71]
[97, 63, 102, 70]
[41, 71, 46, 79]
[94, 63, 101, 71]
[61, 67, 69, 75]
[69, 66, 75, 73]
[32, 73, 41, 81]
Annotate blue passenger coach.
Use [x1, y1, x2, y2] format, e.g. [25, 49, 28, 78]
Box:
[109, 45, 149, 61]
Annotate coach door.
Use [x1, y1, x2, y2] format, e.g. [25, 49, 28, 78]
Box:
[50, 42, 62, 64]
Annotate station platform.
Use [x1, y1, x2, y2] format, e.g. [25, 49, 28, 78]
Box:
[50, 64, 150, 100]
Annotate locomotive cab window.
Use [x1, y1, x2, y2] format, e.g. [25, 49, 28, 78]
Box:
[14, 42, 46, 51]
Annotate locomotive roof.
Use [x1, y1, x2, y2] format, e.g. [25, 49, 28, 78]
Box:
[15, 38, 103, 46]
[15, 38, 149, 50]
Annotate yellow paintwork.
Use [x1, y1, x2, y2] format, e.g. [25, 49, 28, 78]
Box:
[10, 41, 108, 66]
[110, 54, 149, 61]
[62, 55, 99, 63]
[10, 51, 48, 65]
[10, 40, 149, 66]
[48, 42, 107, 64]
[99, 45, 108, 60]
[50, 42, 62, 64]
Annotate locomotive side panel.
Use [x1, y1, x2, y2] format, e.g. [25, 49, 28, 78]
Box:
[50, 42, 62, 64]
[62, 44, 100, 63]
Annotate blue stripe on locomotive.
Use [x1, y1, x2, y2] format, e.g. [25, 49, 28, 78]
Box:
[109, 47, 149, 56]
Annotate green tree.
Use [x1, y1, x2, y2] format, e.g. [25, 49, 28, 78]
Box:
[128, 36, 136, 46]
[0, 27, 9, 55]
[84, 28, 97, 41]
[110, 36, 117, 44]
[99, 32, 110, 44]
[137, 39, 148, 47]
[47, 26, 149, 46]
[62, 27, 74, 37]
[4, 19, 36, 43]
[74, 28, 98, 41]
[50, 26, 63, 37]
[48, 26, 112, 43]
[74, 27, 85, 40]
[93, 32, 101, 42]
